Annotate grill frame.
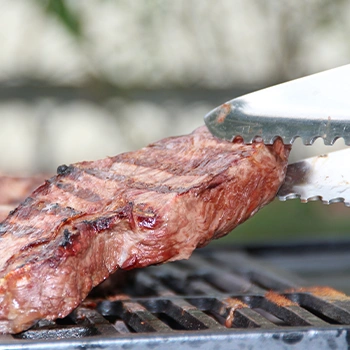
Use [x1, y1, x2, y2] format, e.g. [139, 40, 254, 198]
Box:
[2, 240, 350, 349]
[5, 327, 350, 350]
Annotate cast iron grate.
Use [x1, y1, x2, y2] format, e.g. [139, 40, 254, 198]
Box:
[2, 242, 350, 349]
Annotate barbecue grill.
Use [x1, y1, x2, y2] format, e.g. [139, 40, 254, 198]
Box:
[2, 239, 350, 349]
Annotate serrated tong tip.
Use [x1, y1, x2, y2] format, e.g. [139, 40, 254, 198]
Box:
[205, 101, 350, 146]
[204, 65, 350, 146]
[277, 149, 350, 206]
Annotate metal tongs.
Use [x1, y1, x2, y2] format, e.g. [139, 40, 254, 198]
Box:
[204, 65, 350, 206]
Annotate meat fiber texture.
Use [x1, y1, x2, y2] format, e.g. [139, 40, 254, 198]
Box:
[0, 174, 48, 222]
[0, 126, 290, 333]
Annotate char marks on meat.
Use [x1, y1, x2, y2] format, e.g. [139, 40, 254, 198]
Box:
[0, 126, 290, 333]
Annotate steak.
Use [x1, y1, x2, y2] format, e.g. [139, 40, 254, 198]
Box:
[0, 174, 49, 222]
[0, 126, 290, 333]
[0, 174, 48, 207]
[0, 205, 14, 223]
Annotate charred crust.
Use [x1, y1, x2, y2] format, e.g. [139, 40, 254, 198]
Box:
[83, 216, 115, 233]
[60, 229, 73, 247]
[46, 176, 55, 184]
[22, 197, 34, 206]
[56, 182, 101, 202]
[66, 206, 79, 214]
[57, 164, 74, 176]
[0, 223, 6, 235]
[62, 206, 81, 217]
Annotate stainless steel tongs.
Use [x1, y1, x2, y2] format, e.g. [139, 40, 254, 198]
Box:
[204, 65, 350, 205]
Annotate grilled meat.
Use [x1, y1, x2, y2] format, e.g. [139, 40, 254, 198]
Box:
[0, 126, 290, 333]
[0, 175, 48, 221]
[0, 174, 48, 206]
[0, 205, 14, 223]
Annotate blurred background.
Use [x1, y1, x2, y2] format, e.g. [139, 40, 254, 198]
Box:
[1, 0, 350, 244]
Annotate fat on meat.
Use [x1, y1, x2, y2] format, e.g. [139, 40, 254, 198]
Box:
[0, 126, 290, 333]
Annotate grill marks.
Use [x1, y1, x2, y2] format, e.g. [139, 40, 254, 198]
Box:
[56, 182, 102, 202]
[0, 199, 80, 273]
[52, 132, 254, 200]
[83, 166, 192, 195]
[113, 136, 245, 178]
[78, 137, 251, 195]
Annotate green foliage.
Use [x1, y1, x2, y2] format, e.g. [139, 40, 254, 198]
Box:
[215, 199, 350, 245]
[44, 0, 82, 38]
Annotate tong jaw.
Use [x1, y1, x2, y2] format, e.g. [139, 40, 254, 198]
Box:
[204, 101, 350, 146]
[278, 192, 350, 207]
[276, 149, 350, 206]
[204, 64, 350, 146]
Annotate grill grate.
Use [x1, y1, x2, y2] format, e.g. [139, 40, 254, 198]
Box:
[3, 242, 350, 349]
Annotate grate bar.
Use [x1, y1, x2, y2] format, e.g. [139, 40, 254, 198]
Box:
[99, 300, 172, 333]
[135, 272, 176, 297]
[6, 243, 350, 347]
[207, 297, 279, 329]
[113, 320, 131, 334]
[148, 263, 189, 281]
[137, 272, 225, 329]
[148, 264, 225, 295]
[166, 298, 223, 330]
[246, 295, 330, 327]
[142, 298, 222, 331]
[0, 334, 13, 343]
[332, 300, 350, 322]
[71, 307, 118, 336]
[180, 255, 264, 294]
[205, 271, 261, 294]
[293, 293, 350, 324]
[13, 325, 96, 340]
[147, 264, 191, 294]
[233, 308, 279, 329]
[185, 279, 223, 295]
[178, 307, 225, 330]
[284, 306, 329, 327]
[209, 252, 303, 291]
